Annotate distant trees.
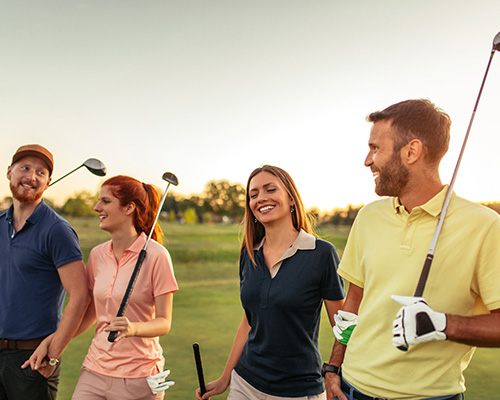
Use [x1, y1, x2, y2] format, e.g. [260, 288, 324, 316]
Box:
[162, 180, 246, 223]
[0, 196, 12, 212]
[61, 191, 97, 217]
[4, 182, 500, 225]
[319, 204, 363, 226]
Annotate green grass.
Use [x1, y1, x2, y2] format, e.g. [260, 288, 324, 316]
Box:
[56, 219, 500, 399]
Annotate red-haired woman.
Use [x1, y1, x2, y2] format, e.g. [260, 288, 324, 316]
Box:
[196, 165, 345, 400]
[25, 175, 178, 399]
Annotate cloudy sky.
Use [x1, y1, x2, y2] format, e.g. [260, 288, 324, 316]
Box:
[2, 1, 500, 211]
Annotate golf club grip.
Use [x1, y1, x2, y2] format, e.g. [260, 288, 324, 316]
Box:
[193, 343, 207, 395]
[414, 255, 434, 297]
[107, 250, 147, 342]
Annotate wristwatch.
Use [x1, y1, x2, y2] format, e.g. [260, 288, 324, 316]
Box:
[321, 362, 340, 377]
[48, 358, 60, 367]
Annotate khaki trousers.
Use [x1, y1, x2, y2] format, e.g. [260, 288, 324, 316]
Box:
[72, 366, 164, 400]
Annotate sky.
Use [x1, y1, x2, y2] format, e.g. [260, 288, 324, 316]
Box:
[2, 0, 500, 212]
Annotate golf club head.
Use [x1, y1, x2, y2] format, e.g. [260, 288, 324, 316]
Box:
[162, 172, 179, 186]
[493, 31, 500, 52]
[83, 158, 107, 177]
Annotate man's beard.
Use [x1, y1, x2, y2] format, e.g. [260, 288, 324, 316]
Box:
[10, 181, 44, 204]
[375, 152, 409, 197]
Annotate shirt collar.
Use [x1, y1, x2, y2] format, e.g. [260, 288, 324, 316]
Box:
[6, 200, 47, 225]
[105, 231, 148, 256]
[391, 185, 453, 217]
[255, 229, 316, 261]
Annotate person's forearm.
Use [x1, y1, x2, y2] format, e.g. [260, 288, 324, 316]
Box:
[74, 298, 97, 337]
[129, 317, 171, 337]
[446, 311, 500, 347]
[221, 316, 251, 380]
[329, 340, 346, 367]
[328, 283, 363, 367]
[47, 291, 89, 358]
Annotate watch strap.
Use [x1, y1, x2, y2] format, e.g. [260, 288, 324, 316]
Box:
[321, 362, 340, 376]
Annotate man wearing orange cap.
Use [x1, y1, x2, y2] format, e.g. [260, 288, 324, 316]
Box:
[0, 145, 89, 400]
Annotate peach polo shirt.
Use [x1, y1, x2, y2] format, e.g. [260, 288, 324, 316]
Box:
[83, 233, 178, 378]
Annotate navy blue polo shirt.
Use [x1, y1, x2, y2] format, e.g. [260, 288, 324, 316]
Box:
[235, 230, 345, 397]
[0, 200, 82, 340]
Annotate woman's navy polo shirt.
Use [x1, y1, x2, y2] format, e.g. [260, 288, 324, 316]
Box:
[235, 230, 345, 397]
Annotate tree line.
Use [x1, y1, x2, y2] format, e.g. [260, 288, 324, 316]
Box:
[2, 182, 500, 226]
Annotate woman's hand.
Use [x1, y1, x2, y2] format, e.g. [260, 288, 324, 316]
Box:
[195, 375, 231, 400]
[105, 317, 136, 342]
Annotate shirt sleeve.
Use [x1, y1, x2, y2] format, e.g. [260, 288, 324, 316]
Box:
[48, 220, 83, 268]
[475, 216, 500, 310]
[338, 215, 365, 289]
[319, 239, 345, 301]
[151, 243, 178, 297]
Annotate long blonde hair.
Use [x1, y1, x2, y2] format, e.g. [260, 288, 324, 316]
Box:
[241, 165, 315, 265]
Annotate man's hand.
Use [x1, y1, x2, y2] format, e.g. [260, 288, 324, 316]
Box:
[325, 371, 347, 400]
[391, 295, 447, 349]
[333, 311, 358, 345]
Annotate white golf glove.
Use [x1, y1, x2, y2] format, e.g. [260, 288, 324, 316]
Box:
[146, 370, 175, 394]
[391, 295, 447, 349]
[333, 310, 358, 345]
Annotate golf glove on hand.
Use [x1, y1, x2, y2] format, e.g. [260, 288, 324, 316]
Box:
[333, 310, 358, 345]
[391, 295, 447, 349]
[147, 370, 175, 394]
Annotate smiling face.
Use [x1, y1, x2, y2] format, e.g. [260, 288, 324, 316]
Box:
[7, 156, 51, 204]
[248, 171, 294, 226]
[364, 120, 409, 197]
[94, 185, 132, 233]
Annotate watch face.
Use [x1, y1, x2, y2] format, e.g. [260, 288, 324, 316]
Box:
[49, 358, 58, 366]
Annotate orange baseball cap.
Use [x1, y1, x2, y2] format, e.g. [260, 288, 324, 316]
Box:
[11, 144, 54, 176]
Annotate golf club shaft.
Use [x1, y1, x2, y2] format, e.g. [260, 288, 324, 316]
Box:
[49, 165, 84, 186]
[193, 343, 207, 396]
[414, 47, 497, 298]
[397, 40, 499, 353]
[144, 182, 171, 252]
[107, 180, 174, 342]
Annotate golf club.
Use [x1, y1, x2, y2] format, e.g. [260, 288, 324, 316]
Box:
[108, 172, 179, 343]
[399, 31, 500, 352]
[193, 343, 207, 396]
[49, 158, 107, 186]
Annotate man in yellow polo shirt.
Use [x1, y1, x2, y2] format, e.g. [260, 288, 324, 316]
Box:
[324, 99, 500, 400]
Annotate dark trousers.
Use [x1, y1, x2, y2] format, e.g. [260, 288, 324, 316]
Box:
[0, 349, 61, 400]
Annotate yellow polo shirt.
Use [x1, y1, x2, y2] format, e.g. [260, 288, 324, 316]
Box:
[339, 186, 500, 399]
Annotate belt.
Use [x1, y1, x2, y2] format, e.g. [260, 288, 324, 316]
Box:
[0, 337, 45, 350]
[340, 379, 462, 400]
